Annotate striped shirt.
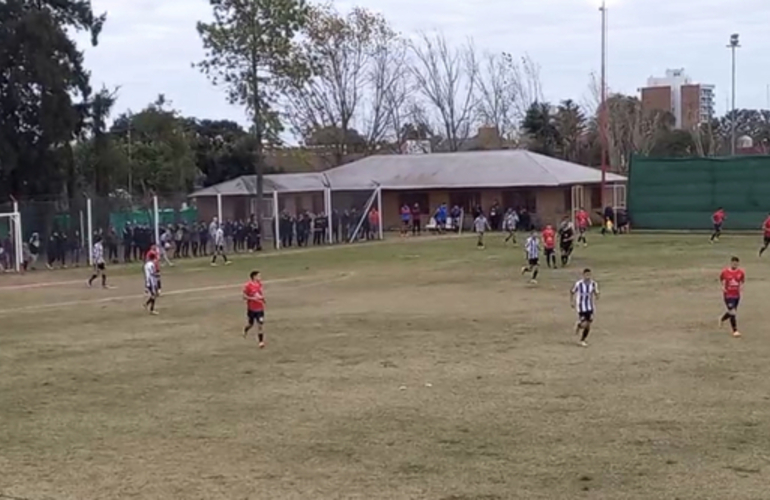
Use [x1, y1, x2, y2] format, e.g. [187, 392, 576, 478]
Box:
[525, 235, 539, 259]
[215, 228, 225, 246]
[473, 215, 488, 233]
[572, 279, 599, 313]
[92, 242, 104, 264]
[144, 261, 158, 290]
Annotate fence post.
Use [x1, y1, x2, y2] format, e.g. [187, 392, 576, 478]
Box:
[86, 197, 93, 266]
[79, 210, 85, 247]
[216, 193, 223, 225]
[376, 186, 383, 240]
[272, 191, 280, 249]
[153, 195, 160, 246]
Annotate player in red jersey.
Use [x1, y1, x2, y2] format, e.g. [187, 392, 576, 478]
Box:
[575, 208, 591, 247]
[719, 256, 745, 338]
[759, 213, 770, 257]
[710, 207, 725, 243]
[542, 224, 557, 268]
[243, 270, 266, 348]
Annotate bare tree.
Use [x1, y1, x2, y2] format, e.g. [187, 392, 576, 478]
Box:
[281, 5, 405, 165]
[605, 94, 673, 173]
[475, 52, 543, 142]
[408, 32, 479, 152]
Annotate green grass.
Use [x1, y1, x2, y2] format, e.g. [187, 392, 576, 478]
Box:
[2, 232, 770, 499]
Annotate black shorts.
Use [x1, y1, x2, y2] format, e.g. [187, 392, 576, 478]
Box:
[402, 220, 410, 227]
[560, 243, 573, 253]
[579, 310, 594, 322]
[764, 235, 770, 245]
[545, 248, 555, 257]
[96, 262, 105, 271]
[713, 223, 722, 232]
[528, 258, 539, 266]
[724, 297, 740, 310]
[247, 310, 265, 325]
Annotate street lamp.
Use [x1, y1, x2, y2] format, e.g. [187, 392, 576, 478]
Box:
[599, 0, 608, 206]
[727, 33, 740, 155]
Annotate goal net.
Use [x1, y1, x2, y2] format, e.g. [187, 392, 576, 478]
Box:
[0, 212, 23, 273]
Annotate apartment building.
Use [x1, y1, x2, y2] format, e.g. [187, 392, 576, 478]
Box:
[640, 69, 715, 129]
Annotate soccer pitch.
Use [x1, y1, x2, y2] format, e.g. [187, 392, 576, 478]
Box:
[2, 233, 770, 499]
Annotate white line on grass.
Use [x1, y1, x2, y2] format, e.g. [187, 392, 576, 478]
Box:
[0, 273, 353, 316]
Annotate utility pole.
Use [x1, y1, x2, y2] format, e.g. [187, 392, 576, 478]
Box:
[599, 0, 608, 207]
[727, 33, 740, 156]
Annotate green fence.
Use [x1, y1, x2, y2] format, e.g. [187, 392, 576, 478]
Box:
[628, 156, 770, 230]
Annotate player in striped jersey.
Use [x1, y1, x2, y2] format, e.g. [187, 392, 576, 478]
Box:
[87, 236, 108, 288]
[520, 230, 540, 284]
[211, 224, 231, 266]
[143, 259, 160, 315]
[570, 268, 600, 347]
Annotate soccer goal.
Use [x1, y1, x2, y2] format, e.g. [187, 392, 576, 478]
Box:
[0, 211, 23, 272]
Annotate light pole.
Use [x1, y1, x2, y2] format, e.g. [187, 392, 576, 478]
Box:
[599, 0, 608, 207]
[727, 33, 740, 156]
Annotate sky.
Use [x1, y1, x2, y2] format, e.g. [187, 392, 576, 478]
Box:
[76, 0, 770, 129]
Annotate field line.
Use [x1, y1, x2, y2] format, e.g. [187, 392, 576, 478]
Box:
[0, 273, 352, 316]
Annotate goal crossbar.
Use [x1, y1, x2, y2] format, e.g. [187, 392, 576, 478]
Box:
[0, 211, 23, 272]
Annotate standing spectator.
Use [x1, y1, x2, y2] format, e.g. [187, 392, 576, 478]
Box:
[400, 204, 411, 237]
[489, 202, 501, 231]
[450, 205, 462, 232]
[58, 231, 68, 268]
[519, 208, 532, 232]
[368, 207, 379, 239]
[122, 224, 133, 262]
[46, 231, 59, 269]
[71, 230, 82, 266]
[331, 209, 340, 243]
[199, 223, 209, 255]
[435, 203, 448, 233]
[106, 228, 119, 263]
[28, 233, 41, 270]
[411, 203, 422, 236]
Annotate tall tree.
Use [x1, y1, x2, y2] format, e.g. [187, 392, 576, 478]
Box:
[476, 52, 542, 140]
[409, 32, 479, 152]
[554, 99, 587, 163]
[0, 0, 105, 200]
[196, 0, 308, 221]
[521, 102, 559, 157]
[282, 5, 407, 165]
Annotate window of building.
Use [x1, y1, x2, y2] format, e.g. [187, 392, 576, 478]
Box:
[502, 189, 537, 213]
[398, 192, 430, 214]
[448, 191, 482, 213]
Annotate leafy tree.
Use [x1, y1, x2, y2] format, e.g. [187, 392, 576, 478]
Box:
[196, 0, 309, 220]
[521, 102, 559, 157]
[0, 0, 105, 201]
[554, 99, 586, 163]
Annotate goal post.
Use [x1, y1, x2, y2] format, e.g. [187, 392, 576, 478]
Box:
[0, 212, 23, 272]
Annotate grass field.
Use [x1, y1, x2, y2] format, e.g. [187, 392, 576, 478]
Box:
[2, 233, 770, 500]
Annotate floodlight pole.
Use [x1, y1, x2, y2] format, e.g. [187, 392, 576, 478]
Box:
[12, 200, 21, 272]
[153, 195, 160, 246]
[86, 197, 93, 266]
[727, 34, 740, 156]
[599, 0, 609, 208]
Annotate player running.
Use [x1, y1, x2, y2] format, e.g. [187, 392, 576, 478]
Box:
[542, 224, 557, 268]
[474, 213, 490, 249]
[521, 229, 540, 284]
[243, 270, 266, 348]
[87, 236, 108, 289]
[558, 217, 575, 267]
[710, 207, 725, 243]
[503, 210, 519, 245]
[571, 268, 600, 347]
[143, 259, 160, 315]
[575, 208, 590, 247]
[759, 213, 770, 257]
[719, 256, 745, 338]
[211, 224, 231, 266]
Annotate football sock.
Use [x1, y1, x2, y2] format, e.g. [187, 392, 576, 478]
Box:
[532, 268, 539, 280]
[729, 316, 737, 331]
[761, 245, 767, 256]
[145, 297, 155, 311]
[721, 312, 731, 322]
[88, 275, 96, 285]
[581, 325, 591, 341]
[258, 332, 264, 343]
[101, 274, 106, 287]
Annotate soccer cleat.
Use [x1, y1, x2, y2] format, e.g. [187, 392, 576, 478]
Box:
[529, 279, 538, 285]
[225, 261, 233, 266]
[732, 331, 741, 338]
[579, 341, 588, 347]
[520, 266, 527, 275]
[258, 341, 266, 349]
[211, 263, 217, 267]
[150, 310, 159, 316]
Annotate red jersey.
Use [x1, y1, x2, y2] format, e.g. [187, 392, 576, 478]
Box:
[576, 210, 589, 228]
[542, 228, 556, 249]
[146, 249, 160, 274]
[720, 267, 745, 298]
[713, 210, 725, 224]
[763, 217, 770, 236]
[244, 281, 265, 312]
